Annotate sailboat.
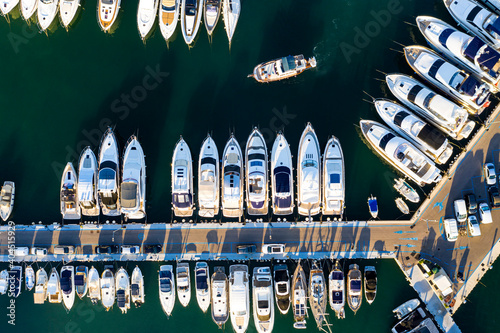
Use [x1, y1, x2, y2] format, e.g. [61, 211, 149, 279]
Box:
[75, 266, 88, 299]
[59, 0, 80, 30]
[270, 133, 294, 215]
[291, 260, 307, 329]
[198, 134, 220, 218]
[221, 135, 244, 218]
[78, 147, 100, 216]
[131, 266, 145, 307]
[0, 181, 15, 221]
[309, 261, 328, 330]
[172, 137, 194, 217]
[159, 0, 179, 43]
[181, 0, 203, 45]
[116, 268, 131, 314]
[328, 260, 345, 319]
[368, 195, 378, 219]
[347, 264, 362, 314]
[211, 266, 229, 327]
[47, 268, 62, 303]
[229, 264, 250, 333]
[101, 269, 115, 311]
[25, 265, 35, 291]
[322, 136, 345, 216]
[273, 264, 291, 315]
[98, 128, 121, 217]
[195, 262, 210, 313]
[88, 266, 101, 305]
[33, 268, 48, 304]
[297, 123, 321, 217]
[121, 135, 147, 219]
[159, 265, 175, 317]
[364, 266, 377, 304]
[97, 0, 121, 32]
[137, 0, 159, 41]
[223, 0, 240, 46]
[60, 162, 81, 220]
[177, 262, 191, 307]
[61, 265, 75, 311]
[245, 128, 269, 216]
[252, 267, 274, 333]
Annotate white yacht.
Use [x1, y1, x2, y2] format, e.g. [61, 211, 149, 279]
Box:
[75, 266, 88, 299]
[329, 260, 345, 319]
[221, 135, 244, 218]
[396, 197, 410, 215]
[61, 265, 75, 311]
[444, 0, 500, 49]
[270, 133, 294, 215]
[172, 137, 194, 217]
[223, 0, 240, 46]
[0, 0, 19, 17]
[116, 268, 130, 314]
[159, 265, 175, 317]
[229, 264, 250, 333]
[347, 264, 362, 314]
[38, 0, 59, 32]
[60, 162, 81, 220]
[483, 0, 500, 14]
[291, 260, 307, 329]
[159, 0, 179, 43]
[181, 0, 203, 45]
[309, 261, 328, 330]
[0, 270, 8, 295]
[21, 0, 37, 21]
[297, 123, 321, 217]
[177, 262, 191, 307]
[47, 268, 62, 303]
[78, 147, 100, 216]
[131, 266, 145, 307]
[273, 264, 290, 315]
[121, 135, 147, 220]
[195, 262, 210, 313]
[375, 99, 454, 164]
[59, 0, 80, 30]
[360, 120, 442, 186]
[404, 45, 492, 112]
[98, 128, 121, 217]
[249, 55, 317, 83]
[101, 269, 115, 311]
[386, 74, 475, 140]
[88, 266, 101, 305]
[0, 181, 15, 221]
[322, 136, 345, 216]
[252, 267, 274, 333]
[204, 0, 221, 36]
[198, 135, 220, 218]
[98, 0, 121, 32]
[33, 268, 48, 304]
[25, 265, 35, 291]
[245, 128, 269, 216]
[364, 266, 377, 304]
[211, 266, 229, 327]
[137, 0, 158, 41]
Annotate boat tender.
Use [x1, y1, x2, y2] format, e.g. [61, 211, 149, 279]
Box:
[394, 178, 420, 203]
[60, 162, 81, 220]
[249, 55, 316, 83]
[297, 123, 321, 217]
[0, 181, 15, 221]
[198, 134, 220, 218]
[368, 195, 378, 219]
[245, 128, 269, 216]
[221, 135, 244, 218]
[396, 197, 410, 215]
[229, 264, 250, 333]
[322, 136, 345, 216]
[172, 137, 194, 217]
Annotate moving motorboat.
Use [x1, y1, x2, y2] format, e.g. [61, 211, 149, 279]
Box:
[172, 137, 194, 217]
[223, 0, 240, 46]
[101, 269, 115, 311]
[393, 299, 420, 319]
[159, 0, 179, 43]
[198, 134, 220, 218]
[291, 260, 307, 329]
[328, 260, 345, 319]
[211, 266, 229, 327]
[131, 266, 145, 307]
[181, 0, 203, 45]
[347, 264, 362, 314]
[360, 120, 442, 187]
[98, 128, 121, 216]
[309, 261, 328, 330]
[252, 267, 274, 333]
[98, 0, 121, 32]
[249, 55, 317, 83]
[61, 162, 81, 220]
[364, 266, 377, 304]
[59, 0, 80, 30]
[78, 147, 99, 216]
[393, 179, 420, 203]
[204, 0, 221, 36]
[322, 136, 345, 216]
[0, 0, 19, 17]
[221, 135, 244, 218]
[33, 268, 48, 304]
[25, 265, 35, 291]
[368, 195, 378, 219]
[116, 267, 130, 314]
[195, 262, 210, 313]
[396, 198, 410, 215]
[0, 181, 14, 221]
[245, 128, 269, 216]
[229, 265, 250, 333]
[375, 99, 453, 165]
[271, 133, 294, 215]
[21, 0, 37, 21]
[75, 265, 88, 299]
[392, 307, 439, 333]
[177, 262, 191, 307]
[121, 135, 147, 219]
[61, 265, 75, 311]
[297, 123, 321, 217]
[137, 0, 159, 41]
[273, 264, 290, 315]
[88, 266, 101, 305]
[38, 0, 59, 32]
[0, 270, 8, 295]
[159, 265, 175, 317]
[47, 267, 62, 303]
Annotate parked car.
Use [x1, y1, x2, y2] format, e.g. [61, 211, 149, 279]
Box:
[467, 216, 481, 237]
[464, 193, 477, 215]
[454, 199, 467, 223]
[443, 218, 459, 242]
[237, 244, 257, 254]
[143, 244, 162, 254]
[95, 245, 119, 254]
[13, 247, 29, 256]
[484, 163, 497, 186]
[121, 245, 140, 254]
[54, 245, 75, 255]
[262, 244, 286, 254]
[30, 247, 48, 256]
[488, 186, 500, 207]
[479, 202, 493, 224]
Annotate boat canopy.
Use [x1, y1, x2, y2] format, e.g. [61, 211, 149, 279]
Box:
[487, 16, 500, 35]
[282, 56, 297, 72]
[74, 275, 84, 286]
[98, 167, 117, 190]
[60, 271, 71, 293]
[368, 199, 378, 212]
[121, 182, 137, 208]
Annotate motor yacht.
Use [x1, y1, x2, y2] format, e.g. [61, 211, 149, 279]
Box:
[211, 266, 229, 327]
[364, 266, 377, 304]
[195, 262, 210, 313]
[309, 261, 328, 330]
[198, 134, 220, 218]
[98, 0, 120, 32]
[47, 267, 62, 303]
[0, 270, 8, 295]
[297, 123, 321, 217]
[329, 260, 345, 319]
[368, 195, 378, 219]
[249, 55, 317, 83]
[270, 133, 294, 215]
[245, 128, 269, 216]
[33, 268, 48, 304]
[21, 0, 37, 20]
[38, 0, 59, 32]
[0, 0, 19, 17]
[137, 0, 158, 41]
[394, 178, 420, 203]
[25, 265, 35, 291]
[347, 264, 362, 314]
[60, 162, 81, 220]
[159, 265, 175, 317]
[229, 264, 250, 333]
[98, 128, 121, 216]
[61, 265, 75, 311]
[159, 0, 179, 43]
[393, 299, 420, 319]
[223, 0, 240, 46]
[252, 267, 274, 333]
[177, 262, 191, 307]
[221, 135, 244, 218]
[392, 307, 439, 333]
[121, 135, 146, 219]
[322, 136, 345, 216]
[172, 137, 194, 217]
[78, 147, 100, 216]
[291, 260, 307, 329]
[75, 266, 88, 299]
[181, 0, 202, 45]
[273, 264, 290, 315]
[204, 0, 220, 36]
[59, 0, 80, 30]
[0, 181, 14, 221]
[116, 268, 130, 314]
[131, 266, 145, 307]
[88, 266, 101, 305]
[101, 268, 115, 311]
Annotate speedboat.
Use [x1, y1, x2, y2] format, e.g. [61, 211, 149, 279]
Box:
[249, 55, 317, 83]
[61, 265, 75, 311]
[252, 267, 274, 333]
[273, 264, 290, 315]
[416, 16, 500, 89]
[88, 266, 101, 305]
[204, 0, 221, 36]
[38, 0, 59, 32]
[221, 135, 244, 218]
[181, 0, 203, 45]
[291, 260, 307, 329]
[360, 120, 442, 187]
[159, 265, 175, 317]
[347, 264, 362, 314]
[404, 45, 492, 112]
[245, 128, 269, 216]
[176, 262, 191, 307]
[172, 137, 194, 217]
[195, 262, 210, 313]
[25, 265, 35, 291]
[328, 260, 345, 319]
[98, 128, 121, 217]
[98, 0, 121, 32]
[270, 133, 294, 215]
[21, 0, 37, 21]
[386, 74, 475, 140]
[101, 269, 115, 311]
[322, 136, 345, 216]
[229, 264, 249, 333]
[297, 123, 321, 217]
[0, 270, 8, 295]
[159, 0, 179, 43]
[223, 0, 240, 46]
[47, 268, 62, 303]
[368, 195, 378, 219]
[364, 266, 377, 304]
[0, 0, 19, 17]
[198, 134, 220, 218]
[0, 181, 14, 221]
[131, 266, 145, 307]
[309, 261, 328, 330]
[396, 198, 410, 215]
[394, 179, 420, 203]
[375, 99, 453, 165]
[444, 0, 500, 49]
[78, 147, 100, 216]
[116, 268, 130, 314]
[59, 0, 80, 30]
[121, 135, 147, 219]
[75, 265, 88, 299]
[60, 162, 81, 220]
[137, 0, 158, 41]
[393, 298, 420, 319]
[211, 266, 229, 327]
[33, 268, 48, 304]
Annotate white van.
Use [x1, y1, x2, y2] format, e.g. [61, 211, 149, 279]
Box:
[454, 199, 467, 223]
[444, 218, 459, 242]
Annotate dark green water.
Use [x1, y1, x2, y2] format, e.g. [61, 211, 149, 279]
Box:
[0, 0, 498, 331]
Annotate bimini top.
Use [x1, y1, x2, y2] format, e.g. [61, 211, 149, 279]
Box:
[281, 56, 297, 72]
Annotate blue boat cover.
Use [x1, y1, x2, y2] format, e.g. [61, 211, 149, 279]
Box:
[173, 193, 192, 209]
[438, 28, 455, 48]
[459, 76, 480, 97]
[196, 276, 208, 290]
[350, 280, 362, 292]
[464, 37, 485, 62]
[488, 17, 500, 36]
[368, 199, 378, 213]
[75, 275, 84, 286]
[275, 167, 291, 193]
[394, 111, 410, 128]
[332, 291, 343, 302]
[466, 6, 482, 23]
[276, 196, 292, 209]
[329, 174, 340, 184]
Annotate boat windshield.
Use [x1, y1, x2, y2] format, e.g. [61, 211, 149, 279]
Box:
[350, 280, 361, 292]
[185, 0, 196, 15]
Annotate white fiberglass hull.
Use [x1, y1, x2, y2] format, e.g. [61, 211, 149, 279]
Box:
[245, 128, 268, 216]
[271, 133, 294, 215]
[181, 0, 203, 45]
[38, 0, 59, 31]
[177, 262, 191, 307]
[116, 268, 130, 313]
[121, 136, 146, 219]
[59, 0, 80, 29]
[198, 135, 220, 218]
[61, 266, 75, 311]
[195, 262, 211, 313]
[33, 268, 48, 304]
[101, 269, 115, 310]
[221, 135, 244, 218]
[172, 137, 194, 217]
[131, 266, 145, 306]
[322, 136, 345, 216]
[0, 0, 19, 16]
[223, 0, 240, 44]
[252, 267, 274, 333]
[0, 181, 15, 221]
[98, 0, 121, 32]
[47, 268, 62, 303]
[88, 266, 101, 304]
[61, 162, 81, 220]
[21, 0, 37, 20]
[229, 265, 249, 333]
[159, 265, 175, 317]
[297, 123, 321, 216]
[159, 0, 179, 42]
[98, 128, 121, 216]
[78, 147, 99, 216]
[137, 0, 159, 40]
